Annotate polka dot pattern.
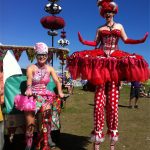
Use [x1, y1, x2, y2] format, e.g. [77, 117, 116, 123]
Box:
[92, 82, 119, 142]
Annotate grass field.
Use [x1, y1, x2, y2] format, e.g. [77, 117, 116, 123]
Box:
[54, 85, 150, 150]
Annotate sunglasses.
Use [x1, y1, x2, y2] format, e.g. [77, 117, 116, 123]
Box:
[36, 54, 47, 58]
[104, 10, 115, 14]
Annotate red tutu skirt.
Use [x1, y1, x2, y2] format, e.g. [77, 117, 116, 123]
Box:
[66, 49, 149, 85]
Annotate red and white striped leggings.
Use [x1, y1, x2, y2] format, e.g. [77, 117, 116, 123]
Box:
[93, 81, 119, 142]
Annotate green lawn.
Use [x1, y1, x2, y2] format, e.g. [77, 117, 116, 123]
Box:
[55, 85, 150, 150]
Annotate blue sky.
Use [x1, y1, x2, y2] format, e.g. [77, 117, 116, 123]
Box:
[0, 0, 149, 69]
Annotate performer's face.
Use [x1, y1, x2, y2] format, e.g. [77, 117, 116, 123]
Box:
[36, 53, 48, 64]
[104, 11, 114, 21]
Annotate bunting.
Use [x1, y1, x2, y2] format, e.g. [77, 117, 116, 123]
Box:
[0, 48, 7, 61]
[47, 51, 53, 63]
[12, 49, 23, 61]
[26, 48, 35, 62]
[0, 45, 69, 62]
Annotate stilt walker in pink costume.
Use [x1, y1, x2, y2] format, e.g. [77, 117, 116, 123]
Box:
[14, 42, 64, 150]
[66, 0, 149, 150]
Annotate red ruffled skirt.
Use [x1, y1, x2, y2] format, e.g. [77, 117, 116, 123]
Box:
[66, 49, 149, 85]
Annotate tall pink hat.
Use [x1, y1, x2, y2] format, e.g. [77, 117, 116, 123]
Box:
[34, 42, 48, 54]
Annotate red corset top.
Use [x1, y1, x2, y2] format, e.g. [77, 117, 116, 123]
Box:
[99, 29, 121, 56]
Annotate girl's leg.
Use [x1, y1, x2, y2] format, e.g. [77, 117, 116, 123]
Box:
[91, 85, 106, 148]
[25, 112, 35, 150]
[105, 82, 119, 149]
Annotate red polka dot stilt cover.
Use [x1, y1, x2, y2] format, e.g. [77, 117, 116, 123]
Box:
[91, 82, 119, 142]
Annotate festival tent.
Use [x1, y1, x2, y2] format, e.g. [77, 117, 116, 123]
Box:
[3, 50, 22, 83]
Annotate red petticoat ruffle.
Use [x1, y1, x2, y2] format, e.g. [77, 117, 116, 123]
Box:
[66, 49, 149, 85]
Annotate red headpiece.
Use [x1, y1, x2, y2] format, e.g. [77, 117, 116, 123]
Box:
[97, 0, 118, 17]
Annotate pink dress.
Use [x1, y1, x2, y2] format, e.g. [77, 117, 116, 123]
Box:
[14, 65, 56, 112]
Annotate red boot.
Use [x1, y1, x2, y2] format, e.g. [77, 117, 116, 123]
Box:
[42, 125, 50, 150]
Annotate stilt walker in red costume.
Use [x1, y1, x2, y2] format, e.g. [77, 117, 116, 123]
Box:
[66, 0, 149, 150]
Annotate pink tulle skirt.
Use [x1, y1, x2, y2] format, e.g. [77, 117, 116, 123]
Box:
[66, 49, 149, 85]
[14, 91, 56, 111]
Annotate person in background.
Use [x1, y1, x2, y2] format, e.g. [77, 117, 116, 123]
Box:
[64, 72, 74, 94]
[67, 0, 149, 149]
[129, 81, 141, 108]
[139, 83, 148, 97]
[0, 63, 4, 150]
[14, 42, 64, 150]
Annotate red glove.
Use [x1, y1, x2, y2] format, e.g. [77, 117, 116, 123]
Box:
[78, 32, 97, 46]
[124, 32, 148, 44]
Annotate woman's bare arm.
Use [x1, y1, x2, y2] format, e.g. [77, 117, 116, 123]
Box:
[25, 65, 33, 96]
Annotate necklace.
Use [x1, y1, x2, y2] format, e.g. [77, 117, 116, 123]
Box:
[106, 22, 115, 31]
[36, 63, 45, 69]
[36, 63, 46, 80]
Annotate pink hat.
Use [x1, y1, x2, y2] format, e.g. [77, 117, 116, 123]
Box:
[34, 42, 48, 54]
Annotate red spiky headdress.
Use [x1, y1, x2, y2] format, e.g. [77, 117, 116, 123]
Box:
[97, 0, 118, 17]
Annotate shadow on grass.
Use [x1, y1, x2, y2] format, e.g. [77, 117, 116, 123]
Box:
[89, 103, 130, 108]
[4, 133, 90, 150]
[4, 134, 26, 150]
[118, 104, 129, 108]
[56, 132, 91, 150]
[88, 103, 94, 107]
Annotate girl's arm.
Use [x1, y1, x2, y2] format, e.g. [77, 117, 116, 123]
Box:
[25, 66, 33, 96]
